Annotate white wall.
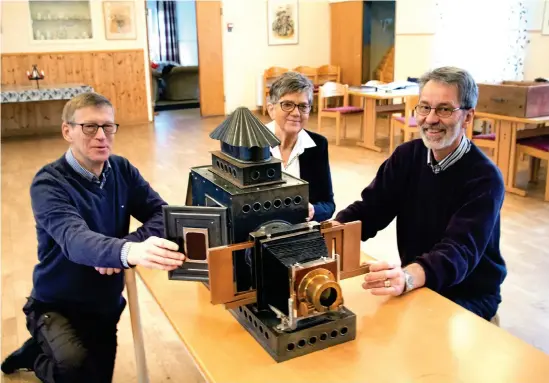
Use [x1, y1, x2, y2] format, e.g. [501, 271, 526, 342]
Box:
[175, 0, 198, 66]
[221, 0, 330, 114]
[394, 0, 549, 81]
[0, 0, 153, 121]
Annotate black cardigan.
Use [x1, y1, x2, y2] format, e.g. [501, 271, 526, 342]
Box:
[298, 130, 336, 222]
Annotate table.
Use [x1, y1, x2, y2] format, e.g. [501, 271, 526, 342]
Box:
[1, 83, 93, 137]
[135, 262, 549, 383]
[473, 112, 549, 195]
[348, 87, 419, 152]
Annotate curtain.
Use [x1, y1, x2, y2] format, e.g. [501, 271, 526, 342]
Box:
[157, 0, 180, 63]
[432, 0, 528, 83]
[147, 1, 180, 63]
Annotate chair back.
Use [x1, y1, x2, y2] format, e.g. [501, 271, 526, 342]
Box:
[403, 95, 419, 124]
[318, 82, 349, 109]
[317, 65, 341, 85]
[264, 66, 288, 89]
[293, 66, 318, 84]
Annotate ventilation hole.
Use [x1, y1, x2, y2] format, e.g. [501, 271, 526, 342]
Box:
[297, 339, 306, 348]
[294, 195, 302, 204]
[264, 332, 270, 339]
[251, 170, 260, 180]
[273, 199, 282, 208]
[330, 330, 338, 338]
[340, 327, 348, 336]
[267, 168, 276, 178]
[253, 320, 257, 328]
[248, 315, 252, 323]
[308, 336, 317, 345]
[287, 343, 295, 351]
[216, 160, 221, 168]
[242, 204, 251, 214]
[259, 326, 263, 333]
[244, 311, 248, 319]
[222, 163, 228, 172]
[238, 307, 243, 312]
[263, 201, 272, 210]
[253, 202, 261, 212]
[319, 333, 328, 341]
[284, 197, 292, 206]
[232, 168, 237, 177]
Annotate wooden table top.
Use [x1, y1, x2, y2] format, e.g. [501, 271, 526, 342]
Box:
[348, 86, 419, 100]
[137, 263, 549, 383]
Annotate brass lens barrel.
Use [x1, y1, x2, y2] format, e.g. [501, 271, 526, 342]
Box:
[297, 268, 343, 312]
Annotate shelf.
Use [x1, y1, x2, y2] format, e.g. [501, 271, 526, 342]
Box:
[29, 0, 93, 41]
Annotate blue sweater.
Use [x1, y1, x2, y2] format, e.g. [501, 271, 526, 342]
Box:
[335, 139, 507, 305]
[29, 154, 167, 314]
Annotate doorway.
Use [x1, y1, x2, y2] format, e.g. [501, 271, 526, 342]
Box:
[362, 1, 395, 84]
[146, 0, 200, 112]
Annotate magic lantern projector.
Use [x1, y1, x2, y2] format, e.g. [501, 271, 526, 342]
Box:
[163, 107, 369, 362]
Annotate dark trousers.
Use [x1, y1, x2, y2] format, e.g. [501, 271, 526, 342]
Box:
[23, 297, 124, 383]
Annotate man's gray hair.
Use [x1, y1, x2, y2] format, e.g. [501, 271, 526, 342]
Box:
[62, 92, 113, 123]
[419, 66, 479, 109]
[268, 71, 314, 105]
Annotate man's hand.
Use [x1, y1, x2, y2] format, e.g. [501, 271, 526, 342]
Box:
[307, 203, 315, 221]
[127, 236, 185, 271]
[362, 261, 405, 296]
[95, 267, 121, 275]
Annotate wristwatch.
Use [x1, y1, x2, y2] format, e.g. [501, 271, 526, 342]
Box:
[403, 269, 414, 293]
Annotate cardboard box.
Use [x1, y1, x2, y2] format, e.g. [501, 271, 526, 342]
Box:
[477, 81, 549, 118]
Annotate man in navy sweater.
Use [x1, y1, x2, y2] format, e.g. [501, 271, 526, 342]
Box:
[1, 93, 185, 382]
[334, 67, 506, 321]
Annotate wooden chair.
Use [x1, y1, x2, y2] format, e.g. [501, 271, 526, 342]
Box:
[388, 95, 420, 154]
[317, 82, 363, 146]
[317, 65, 341, 85]
[471, 117, 499, 162]
[294, 66, 319, 111]
[293, 66, 318, 84]
[263, 66, 288, 115]
[514, 134, 549, 202]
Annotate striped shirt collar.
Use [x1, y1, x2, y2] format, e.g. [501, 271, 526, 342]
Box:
[65, 148, 111, 188]
[427, 135, 471, 174]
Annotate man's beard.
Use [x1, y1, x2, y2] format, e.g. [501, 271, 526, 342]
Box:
[419, 120, 463, 151]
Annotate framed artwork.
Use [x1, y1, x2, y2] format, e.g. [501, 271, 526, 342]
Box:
[267, 0, 299, 45]
[543, 1, 549, 35]
[103, 1, 136, 40]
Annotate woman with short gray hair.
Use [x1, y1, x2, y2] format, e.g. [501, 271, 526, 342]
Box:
[266, 71, 335, 222]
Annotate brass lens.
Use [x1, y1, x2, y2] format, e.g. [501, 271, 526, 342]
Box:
[297, 268, 343, 312]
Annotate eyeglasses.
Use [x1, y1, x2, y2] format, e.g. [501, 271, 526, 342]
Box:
[70, 122, 119, 136]
[414, 105, 470, 118]
[278, 101, 312, 114]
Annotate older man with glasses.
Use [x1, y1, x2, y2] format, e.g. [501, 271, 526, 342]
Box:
[1, 92, 185, 382]
[332, 66, 506, 322]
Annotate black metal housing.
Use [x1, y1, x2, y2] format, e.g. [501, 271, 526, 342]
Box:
[230, 304, 356, 363]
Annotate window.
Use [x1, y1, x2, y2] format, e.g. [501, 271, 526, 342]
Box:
[432, 0, 528, 82]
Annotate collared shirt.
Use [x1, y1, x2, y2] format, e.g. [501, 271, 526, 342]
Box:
[427, 135, 471, 174]
[265, 121, 316, 178]
[65, 148, 111, 189]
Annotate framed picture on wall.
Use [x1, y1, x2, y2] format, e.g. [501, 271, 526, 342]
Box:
[267, 0, 299, 45]
[103, 1, 136, 40]
[542, 0, 549, 35]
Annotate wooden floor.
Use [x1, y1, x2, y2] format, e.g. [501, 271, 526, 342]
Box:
[2, 109, 548, 382]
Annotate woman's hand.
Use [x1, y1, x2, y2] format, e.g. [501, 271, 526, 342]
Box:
[307, 203, 315, 221]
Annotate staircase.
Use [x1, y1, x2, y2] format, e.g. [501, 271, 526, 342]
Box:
[374, 46, 394, 83]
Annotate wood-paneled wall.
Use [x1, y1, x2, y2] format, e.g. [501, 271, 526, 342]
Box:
[1, 49, 148, 137]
